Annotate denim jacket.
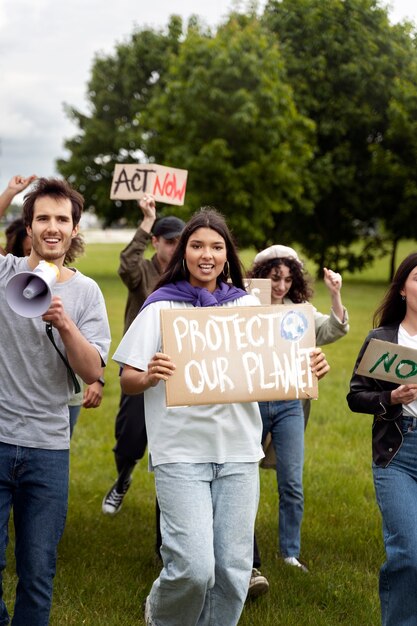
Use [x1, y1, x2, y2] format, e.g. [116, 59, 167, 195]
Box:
[347, 324, 403, 468]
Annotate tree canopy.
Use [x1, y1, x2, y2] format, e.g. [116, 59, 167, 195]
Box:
[58, 16, 183, 225]
[263, 0, 417, 274]
[57, 1, 417, 275]
[142, 14, 314, 247]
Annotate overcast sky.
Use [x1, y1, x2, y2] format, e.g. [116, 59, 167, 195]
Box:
[1, 0, 416, 200]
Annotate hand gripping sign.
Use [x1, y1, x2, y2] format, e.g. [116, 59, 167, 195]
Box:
[356, 338, 417, 384]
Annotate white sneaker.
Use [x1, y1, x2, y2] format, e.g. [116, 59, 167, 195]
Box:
[283, 556, 309, 573]
[247, 568, 270, 599]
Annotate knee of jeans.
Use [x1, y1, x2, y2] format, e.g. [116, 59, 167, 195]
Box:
[181, 555, 215, 591]
[386, 536, 417, 577]
[400, 548, 417, 576]
[278, 478, 303, 500]
[16, 541, 56, 582]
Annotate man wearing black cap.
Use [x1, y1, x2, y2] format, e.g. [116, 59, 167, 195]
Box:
[102, 195, 185, 524]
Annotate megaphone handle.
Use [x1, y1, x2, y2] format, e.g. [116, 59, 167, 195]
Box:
[45, 323, 81, 394]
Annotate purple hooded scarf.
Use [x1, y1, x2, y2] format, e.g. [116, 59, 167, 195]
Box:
[141, 280, 247, 310]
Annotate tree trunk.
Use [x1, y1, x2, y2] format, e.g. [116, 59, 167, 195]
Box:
[316, 251, 325, 279]
[389, 239, 399, 282]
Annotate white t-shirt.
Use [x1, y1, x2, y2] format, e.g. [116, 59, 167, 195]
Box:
[113, 295, 264, 468]
[398, 324, 417, 418]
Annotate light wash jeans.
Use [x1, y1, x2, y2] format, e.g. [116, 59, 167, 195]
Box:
[373, 416, 417, 626]
[0, 442, 69, 626]
[147, 462, 259, 626]
[259, 399, 304, 557]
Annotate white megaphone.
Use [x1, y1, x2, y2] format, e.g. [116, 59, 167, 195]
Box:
[5, 260, 59, 318]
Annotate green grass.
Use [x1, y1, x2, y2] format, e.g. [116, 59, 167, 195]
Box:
[5, 239, 417, 625]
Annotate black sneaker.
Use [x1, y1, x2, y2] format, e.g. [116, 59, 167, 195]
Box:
[247, 568, 270, 599]
[101, 477, 132, 515]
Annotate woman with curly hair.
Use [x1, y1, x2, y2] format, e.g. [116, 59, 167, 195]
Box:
[247, 244, 348, 597]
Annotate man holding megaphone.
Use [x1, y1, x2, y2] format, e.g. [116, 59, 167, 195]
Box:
[0, 175, 106, 437]
[0, 177, 111, 625]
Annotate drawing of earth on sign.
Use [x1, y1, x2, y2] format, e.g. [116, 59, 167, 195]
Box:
[281, 310, 308, 342]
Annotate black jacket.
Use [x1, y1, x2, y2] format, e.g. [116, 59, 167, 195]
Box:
[347, 324, 403, 467]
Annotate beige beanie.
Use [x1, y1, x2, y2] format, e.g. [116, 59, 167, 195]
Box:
[253, 244, 301, 266]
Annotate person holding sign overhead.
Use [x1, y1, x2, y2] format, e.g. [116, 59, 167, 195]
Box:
[113, 207, 264, 626]
[347, 252, 417, 626]
[247, 244, 346, 597]
[102, 194, 185, 528]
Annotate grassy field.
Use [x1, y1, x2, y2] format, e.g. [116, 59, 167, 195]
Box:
[3, 239, 417, 625]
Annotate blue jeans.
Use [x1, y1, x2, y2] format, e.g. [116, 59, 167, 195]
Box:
[0, 442, 69, 626]
[148, 462, 259, 626]
[259, 399, 304, 557]
[373, 416, 417, 626]
[68, 405, 81, 438]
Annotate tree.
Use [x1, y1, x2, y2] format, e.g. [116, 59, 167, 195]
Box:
[263, 0, 417, 274]
[367, 35, 417, 279]
[57, 17, 183, 225]
[142, 13, 314, 247]
[58, 0, 417, 277]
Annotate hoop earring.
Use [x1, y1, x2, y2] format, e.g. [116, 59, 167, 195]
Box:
[182, 259, 187, 276]
[223, 261, 229, 278]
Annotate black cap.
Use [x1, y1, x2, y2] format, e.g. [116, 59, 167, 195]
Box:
[153, 216, 185, 239]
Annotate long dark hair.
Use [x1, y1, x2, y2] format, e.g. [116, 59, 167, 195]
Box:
[5, 218, 28, 256]
[249, 256, 313, 303]
[155, 207, 245, 290]
[373, 252, 417, 327]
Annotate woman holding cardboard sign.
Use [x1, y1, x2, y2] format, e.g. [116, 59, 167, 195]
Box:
[113, 208, 264, 626]
[347, 253, 417, 626]
[247, 245, 347, 597]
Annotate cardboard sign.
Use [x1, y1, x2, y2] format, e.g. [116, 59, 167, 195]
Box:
[110, 163, 188, 205]
[161, 303, 318, 407]
[356, 338, 417, 384]
[243, 278, 271, 305]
